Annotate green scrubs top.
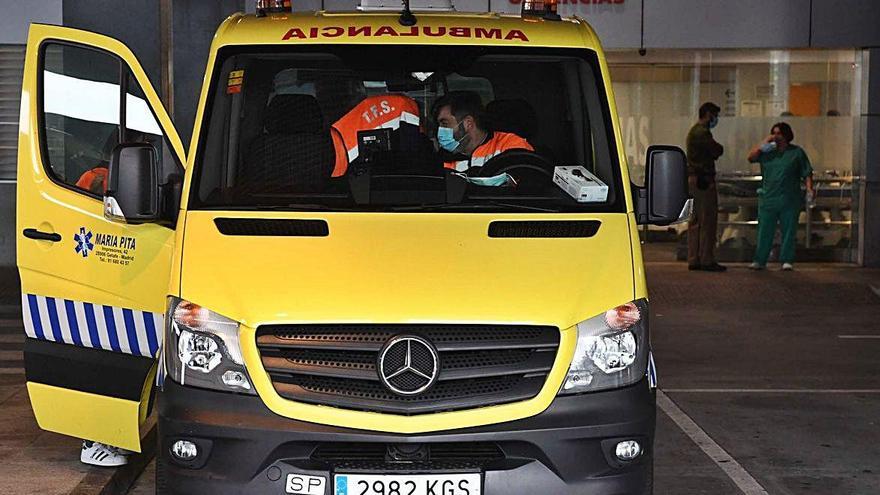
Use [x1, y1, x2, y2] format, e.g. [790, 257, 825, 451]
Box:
[750, 144, 813, 209]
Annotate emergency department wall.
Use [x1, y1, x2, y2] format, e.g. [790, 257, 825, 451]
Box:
[610, 49, 863, 262]
[2, 0, 880, 266]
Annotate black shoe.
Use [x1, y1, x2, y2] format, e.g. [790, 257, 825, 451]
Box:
[700, 263, 727, 272]
[688, 264, 701, 271]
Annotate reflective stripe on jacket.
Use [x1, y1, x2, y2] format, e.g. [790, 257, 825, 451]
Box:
[444, 131, 533, 172]
[330, 94, 421, 176]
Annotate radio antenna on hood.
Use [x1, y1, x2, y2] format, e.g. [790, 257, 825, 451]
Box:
[400, 0, 417, 26]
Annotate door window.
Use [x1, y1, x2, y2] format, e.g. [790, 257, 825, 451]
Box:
[42, 43, 120, 195]
[41, 42, 180, 198]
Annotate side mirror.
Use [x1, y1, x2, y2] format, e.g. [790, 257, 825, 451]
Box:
[634, 145, 691, 226]
[104, 143, 159, 224]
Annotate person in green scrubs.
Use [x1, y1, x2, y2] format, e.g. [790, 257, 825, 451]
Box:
[747, 122, 814, 271]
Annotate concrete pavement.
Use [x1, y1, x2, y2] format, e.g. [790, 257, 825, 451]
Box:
[648, 261, 880, 494]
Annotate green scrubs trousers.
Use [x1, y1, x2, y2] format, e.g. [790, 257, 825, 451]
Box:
[754, 202, 800, 265]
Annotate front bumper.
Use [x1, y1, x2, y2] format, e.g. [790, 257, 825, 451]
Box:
[157, 379, 655, 495]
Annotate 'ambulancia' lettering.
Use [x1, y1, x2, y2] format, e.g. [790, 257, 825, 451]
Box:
[424, 26, 446, 37]
[280, 25, 530, 41]
[400, 26, 419, 36]
[475, 27, 502, 39]
[349, 26, 371, 37]
[282, 28, 306, 40]
[375, 25, 399, 36]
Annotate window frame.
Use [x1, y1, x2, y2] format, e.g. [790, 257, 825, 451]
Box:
[37, 40, 128, 201]
[36, 40, 184, 202]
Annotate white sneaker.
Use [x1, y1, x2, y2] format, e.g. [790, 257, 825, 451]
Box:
[749, 262, 765, 270]
[81, 441, 129, 467]
[782, 263, 794, 271]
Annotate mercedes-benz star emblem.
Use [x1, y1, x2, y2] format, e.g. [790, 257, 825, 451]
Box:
[378, 335, 440, 396]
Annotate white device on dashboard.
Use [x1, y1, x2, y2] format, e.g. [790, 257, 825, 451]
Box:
[552, 166, 609, 203]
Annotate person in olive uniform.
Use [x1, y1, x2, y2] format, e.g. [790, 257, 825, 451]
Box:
[685, 102, 726, 272]
[747, 122, 813, 271]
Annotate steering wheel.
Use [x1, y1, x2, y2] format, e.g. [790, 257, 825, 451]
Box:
[477, 150, 553, 181]
[476, 150, 554, 189]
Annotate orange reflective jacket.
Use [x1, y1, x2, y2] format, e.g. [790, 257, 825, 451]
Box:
[75, 167, 109, 194]
[444, 132, 533, 172]
[330, 94, 421, 177]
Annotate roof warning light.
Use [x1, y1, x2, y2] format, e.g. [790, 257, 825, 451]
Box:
[256, 0, 292, 17]
[521, 0, 560, 20]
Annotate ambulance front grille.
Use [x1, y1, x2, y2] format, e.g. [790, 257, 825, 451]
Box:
[255, 324, 559, 415]
[310, 442, 504, 472]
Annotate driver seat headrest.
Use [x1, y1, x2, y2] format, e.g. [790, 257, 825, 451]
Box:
[265, 94, 324, 135]
[487, 99, 538, 141]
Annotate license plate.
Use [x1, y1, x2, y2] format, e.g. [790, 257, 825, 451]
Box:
[286, 473, 326, 495]
[334, 473, 481, 495]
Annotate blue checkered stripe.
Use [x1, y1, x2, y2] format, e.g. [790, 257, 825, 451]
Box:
[22, 293, 163, 358]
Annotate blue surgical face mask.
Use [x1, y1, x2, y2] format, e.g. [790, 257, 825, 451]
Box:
[437, 126, 460, 152]
[760, 142, 777, 153]
[437, 121, 466, 153]
[456, 172, 516, 187]
[708, 116, 719, 129]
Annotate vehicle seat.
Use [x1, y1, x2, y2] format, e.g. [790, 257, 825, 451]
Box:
[240, 94, 334, 192]
[486, 99, 538, 141]
[486, 99, 556, 164]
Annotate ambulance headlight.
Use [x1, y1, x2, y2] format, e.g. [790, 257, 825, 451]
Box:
[559, 300, 650, 395]
[164, 297, 255, 394]
[177, 331, 221, 373]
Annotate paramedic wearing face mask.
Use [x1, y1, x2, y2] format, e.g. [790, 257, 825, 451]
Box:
[686, 102, 726, 272]
[433, 91, 533, 174]
[747, 122, 814, 271]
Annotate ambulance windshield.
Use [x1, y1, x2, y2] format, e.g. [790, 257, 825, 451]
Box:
[191, 45, 623, 213]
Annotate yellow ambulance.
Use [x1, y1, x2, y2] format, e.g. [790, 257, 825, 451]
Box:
[17, 1, 689, 493]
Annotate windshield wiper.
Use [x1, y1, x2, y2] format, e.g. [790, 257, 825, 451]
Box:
[389, 201, 561, 213]
[212, 202, 560, 213]
[252, 203, 355, 211]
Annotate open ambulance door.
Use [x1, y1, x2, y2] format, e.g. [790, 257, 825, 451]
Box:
[16, 25, 185, 452]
